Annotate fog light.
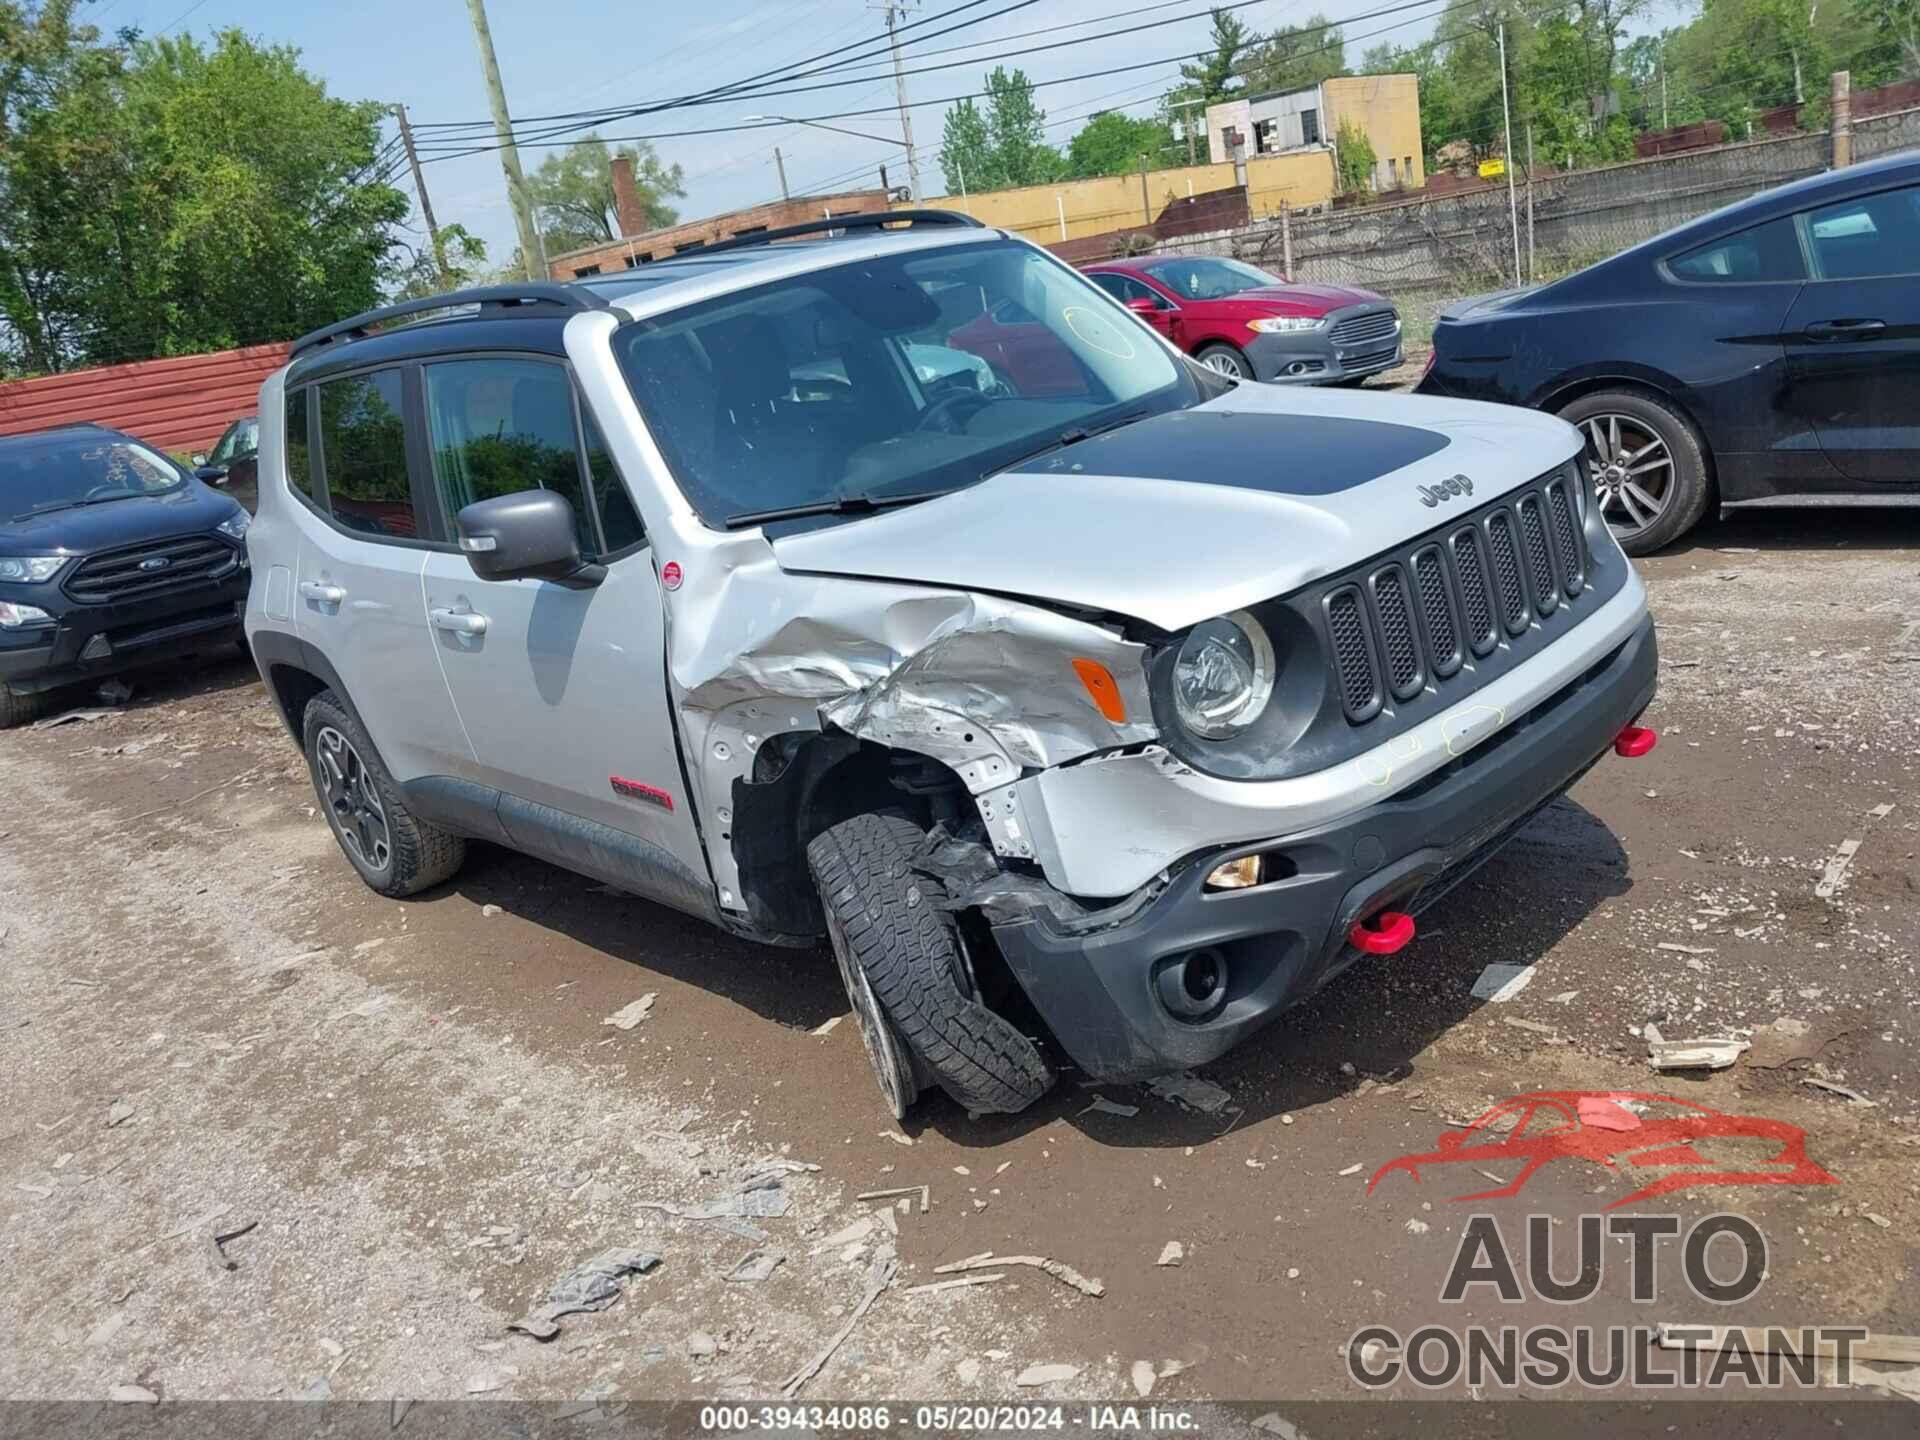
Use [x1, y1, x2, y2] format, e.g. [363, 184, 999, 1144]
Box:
[1206, 855, 1263, 890]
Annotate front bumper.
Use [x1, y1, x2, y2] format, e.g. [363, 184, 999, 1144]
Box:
[1245, 304, 1403, 385]
[992, 611, 1658, 1082]
[0, 576, 249, 694]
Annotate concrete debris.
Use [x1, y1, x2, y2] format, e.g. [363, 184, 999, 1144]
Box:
[1865, 1213, 1892, 1229]
[1643, 1023, 1749, 1071]
[106, 1098, 134, 1128]
[601, 994, 657, 1030]
[1130, 1360, 1156, 1398]
[857, 1184, 930, 1213]
[1469, 963, 1534, 1003]
[641, 1177, 792, 1222]
[955, 1359, 981, 1385]
[781, 1254, 896, 1398]
[32, 707, 117, 730]
[107, 1384, 158, 1404]
[507, 1246, 661, 1340]
[810, 1015, 844, 1036]
[933, 1251, 1104, 1298]
[464, 1374, 505, 1395]
[1655, 942, 1715, 955]
[1405, 1218, 1430, 1235]
[1501, 1017, 1559, 1037]
[1015, 1364, 1082, 1387]
[1156, 1241, 1184, 1267]
[1250, 1415, 1306, 1438]
[687, 1332, 719, 1358]
[480, 904, 503, 918]
[1815, 842, 1862, 900]
[1337, 1163, 1363, 1177]
[725, 1249, 785, 1283]
[878, 1130, 914, 1147]
[1548, 990, 1581, 1005]
[817, 1218, 876, 1249]
[1146, 1072, 1233, 1114]
[1802, 1076, 1875, 1106]
[1079, 1094, 1138, 1118]
[904, 1273, 1003, 1296]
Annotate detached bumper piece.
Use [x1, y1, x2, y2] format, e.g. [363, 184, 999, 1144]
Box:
[992, 613, 1659, 1082]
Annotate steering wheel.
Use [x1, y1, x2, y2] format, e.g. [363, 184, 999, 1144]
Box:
[914, 389, 992, 435]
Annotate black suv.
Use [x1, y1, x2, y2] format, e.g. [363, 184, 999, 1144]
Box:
[1, 423, 252, 726]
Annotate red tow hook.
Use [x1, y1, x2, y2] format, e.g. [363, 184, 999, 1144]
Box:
[1614, 725, 1658, 758]
[1349, 910, 1416, 955]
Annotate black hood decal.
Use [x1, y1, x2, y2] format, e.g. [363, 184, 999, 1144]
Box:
[1013, 409, 1450, 495]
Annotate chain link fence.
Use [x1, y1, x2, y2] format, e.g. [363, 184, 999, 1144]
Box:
[1153, 107, 1920, 344]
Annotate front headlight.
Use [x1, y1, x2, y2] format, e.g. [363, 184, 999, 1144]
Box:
[0, 555, 67, 583]
[0, 601, 53, 629]
[1247, 316, 1326, 334]
[216, 509, 250, 541]
[1172, 611, 1276, 739]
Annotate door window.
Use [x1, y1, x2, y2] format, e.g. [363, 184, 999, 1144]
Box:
[1668, 217, 1805, 282]
[422, 358, 593, 552]
[1804, 185, 1920, 279]
[285, 389, 318, 505]
[316, 371, 416, 538]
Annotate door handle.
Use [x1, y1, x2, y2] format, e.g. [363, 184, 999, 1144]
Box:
[430, 607, 489, 636]
[298, 581, 346, 604]
[1804, 318, 1886, 341]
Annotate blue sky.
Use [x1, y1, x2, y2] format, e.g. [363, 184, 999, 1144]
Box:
[86, 0, 1690, 268]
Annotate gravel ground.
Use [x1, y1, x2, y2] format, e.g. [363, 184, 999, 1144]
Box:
[2, 499, 1917, 1418]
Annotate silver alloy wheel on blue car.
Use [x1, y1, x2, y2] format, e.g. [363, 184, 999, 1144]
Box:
[1582, 412, 1674, 541]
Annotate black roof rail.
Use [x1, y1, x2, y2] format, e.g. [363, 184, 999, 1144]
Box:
[683, 208, 984, 258]
[289, 283, 611, 360]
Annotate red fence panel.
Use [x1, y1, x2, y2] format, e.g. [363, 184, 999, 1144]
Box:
[0, 343, 289, 456]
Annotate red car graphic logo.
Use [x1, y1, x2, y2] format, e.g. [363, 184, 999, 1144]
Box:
[1368, 1090, 1837, 1209]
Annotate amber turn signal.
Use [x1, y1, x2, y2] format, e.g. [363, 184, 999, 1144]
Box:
[1206, 855, 1264, 890]
[1071, 658, 1127, 724]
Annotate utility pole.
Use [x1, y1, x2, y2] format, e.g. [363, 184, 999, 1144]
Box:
[1792, 49, 1804, 105]
[882, 3, 923, 203]
[1525, 122, 1536, 285]
[392, 103, 449, 288]
[1498, 23, 1522, 288]
[1660, 57, 1669, 129]
[1172, 98, 1202, 166]
[1138, 153, 1152, 224]
[1831, 69, 1852, 169]
[463, 0, 545, 281]
[774, 146, 790, 201]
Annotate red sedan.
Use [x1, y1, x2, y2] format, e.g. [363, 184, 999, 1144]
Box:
[1083, 256, 1401, 386]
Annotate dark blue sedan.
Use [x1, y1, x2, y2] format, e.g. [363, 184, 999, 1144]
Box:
[1420, 150, 1920, 552]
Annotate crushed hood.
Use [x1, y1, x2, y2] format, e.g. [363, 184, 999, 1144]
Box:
[770, 384, 1581, 631]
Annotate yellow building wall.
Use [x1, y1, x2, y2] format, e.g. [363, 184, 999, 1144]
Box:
[1323, 74, 1426, 190]
[915, 161, 1245, 243]
[1244, 149, 1337, 216]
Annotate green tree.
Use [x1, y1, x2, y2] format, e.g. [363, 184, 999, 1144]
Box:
[527, 134, 683, 255]
[939, 96, 992, 194]
[1246, 12, 1348, 95]
[1171, 7, 1253, 106]
[1064, 110, 1176, 178]
[1334, 119, 1377, 191]
[937, 67, 1062, 191]
[0, 9, 408, 374]
[392, 222, 488, 301]
[1850, 0, 1920, 81]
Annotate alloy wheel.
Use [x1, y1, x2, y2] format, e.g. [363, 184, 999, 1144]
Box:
[824, 907, 917, 1120]
[1202, 350, 1246, 377]
[315, 725, 392, 874]
[1581, 412, 1673, 540]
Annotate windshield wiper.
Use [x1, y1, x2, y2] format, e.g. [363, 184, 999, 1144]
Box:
[724, 489, 946, 529]
[12, 491, 144, 521]
[990, 408, 1153, 475]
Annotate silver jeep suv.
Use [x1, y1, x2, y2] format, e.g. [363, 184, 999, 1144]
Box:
[245, 211, 1658, 1118]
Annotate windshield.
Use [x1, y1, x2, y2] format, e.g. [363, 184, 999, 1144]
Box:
[615, 238, 1212, 527]
[3, 430, 184, 518]
[1141, 256, 1281, 301]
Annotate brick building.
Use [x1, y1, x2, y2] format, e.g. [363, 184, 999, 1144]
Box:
[546, 158, 891, 278]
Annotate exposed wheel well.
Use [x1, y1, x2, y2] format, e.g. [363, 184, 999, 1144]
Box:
[1541, 377, 1718, 494]
[728, 731, 971, 938]
[265, 662, 328, 744]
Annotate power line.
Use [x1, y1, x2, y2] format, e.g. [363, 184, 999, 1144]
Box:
[155, 0, 215, 36]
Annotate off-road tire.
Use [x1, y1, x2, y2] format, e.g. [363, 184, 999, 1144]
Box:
[301, 689, 465, 897]
[1559, 388, 1712, 556]
[808, 813, 1054, 1116]
[1195, 343, 1254, 380]
[0, 684, 44, 729]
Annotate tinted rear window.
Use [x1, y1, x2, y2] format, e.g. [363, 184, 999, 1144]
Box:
[1668, 217, 1805, 282]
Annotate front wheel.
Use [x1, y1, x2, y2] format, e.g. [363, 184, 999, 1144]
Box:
[807, 813, 1053, 1118]
[1195, 343, 1253, 380]
[1559, 389, 1712, 555]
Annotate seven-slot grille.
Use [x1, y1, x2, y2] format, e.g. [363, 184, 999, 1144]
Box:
[1328, 309, 1399, 348]
[1320, 469, 1590, 725]
[62, 534, 239, 605]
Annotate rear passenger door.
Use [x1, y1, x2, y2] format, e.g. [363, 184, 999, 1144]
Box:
[291, 368, 473, 783]
[415, 356, 711, 903]
[1782, 182, 1920, 481]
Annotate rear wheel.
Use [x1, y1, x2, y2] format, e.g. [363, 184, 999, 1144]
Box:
[301, 689, 465, 897]
[1196, 343, 1253, 380]
[808, 812, 1053, 1117]
[0, 685, 44, 730]
[1559, 389, 1711, 555]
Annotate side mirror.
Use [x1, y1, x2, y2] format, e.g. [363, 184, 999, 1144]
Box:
[1125, 297, 1159, 315]
[196, 465, 229, 484]
[455, 490, 605, 590]
[191, 452, 208, 466]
